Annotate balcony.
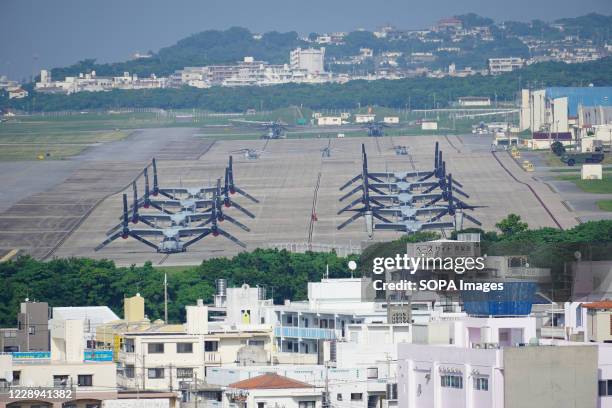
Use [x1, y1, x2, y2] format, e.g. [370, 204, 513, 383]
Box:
[204, 352, 221, 364]
[274, 326, 335, 340]
[274, 352, 318, 365]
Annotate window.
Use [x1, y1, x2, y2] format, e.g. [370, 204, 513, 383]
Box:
[441, 374, 463, 389]
[148, 368, 164, 379]
[299, 402, 315, 408]
[124, 339, 135, 353]
[350, 393, 363, 401]
[53, 375, 69, 387]
[77, 375, 93, 387]
[148, 343, 164, 354]
[257, 403, 265, 408]
[287, 315, 293, 325]
[337, 394, 343, 401]
[204, 341, 218, 352]
[86, 404, 100, 408]
[12, 371, 20, 385]
[474, 377, 488, 391]
[124, 365, 135, 379]
[177, 368, 193, 378]
[248, 340, 265, 348]
[599, 380, 607, 396]
[28, 326, 35, 335]
[177, 343, 193, 353]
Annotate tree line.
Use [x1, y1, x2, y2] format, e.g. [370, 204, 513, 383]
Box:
[3, 57, 611, 113]
[1, 217, 611, 327]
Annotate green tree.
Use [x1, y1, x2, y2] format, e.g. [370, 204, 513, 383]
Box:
[496, 214, 529, 236]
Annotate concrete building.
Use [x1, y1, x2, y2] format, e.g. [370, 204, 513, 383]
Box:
[117, 299, 272, 393]
[17, 301, 50, 352]
[52, 306, 119, 348]
[457, 97, 491, 107]
[583, 301, 612, 343]
[290, 48, 325, 75]
[488, 58, 524, 75]
[225, 373, 322, 408]
[397, 343, 597, 408]
[0, 319, 117, 408]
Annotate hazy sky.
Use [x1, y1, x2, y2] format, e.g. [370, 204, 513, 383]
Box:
[1, 0, 611, 80]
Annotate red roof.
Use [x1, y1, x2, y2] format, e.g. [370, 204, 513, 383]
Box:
[229, 373, 313, 390]
[582, 301, 612, 309]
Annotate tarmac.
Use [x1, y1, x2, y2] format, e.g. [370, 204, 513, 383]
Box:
[0, 128, 586, 266]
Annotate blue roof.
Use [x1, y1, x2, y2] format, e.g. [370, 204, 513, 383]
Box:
[546, 87, 612, 116]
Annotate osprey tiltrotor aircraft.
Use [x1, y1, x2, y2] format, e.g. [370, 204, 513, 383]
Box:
[96, 156, 256, 253]
[231, 119, 290, 139]
[95, 193, 246, 254]
[337, 143, 482, 237]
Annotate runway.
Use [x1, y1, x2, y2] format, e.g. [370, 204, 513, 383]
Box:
[24, 130, 577, 266]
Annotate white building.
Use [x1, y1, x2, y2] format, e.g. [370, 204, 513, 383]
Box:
[290, 48, 325, 75]
[225, 373, 322, 408]
[488, 58, 525, 75]
[396, 316, 601, 408]
[0, 319, 117, 408]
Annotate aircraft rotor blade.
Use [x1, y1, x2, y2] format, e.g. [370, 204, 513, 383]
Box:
[230, 201, 256, 218]
[337, 212, 362, 230]
[95, 232, 122, 251]
[183, 230, 213, 249]
[223, 214, 250, 232]
[217, 228, 247, 248]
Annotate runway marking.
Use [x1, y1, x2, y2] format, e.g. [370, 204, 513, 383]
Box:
[41, 166, 148, 260]
[491, 151, 563, 229]
[444, 135, 461, 153]
[308, 172, 322, 247]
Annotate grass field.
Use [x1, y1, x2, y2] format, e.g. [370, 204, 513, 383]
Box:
[0, 130, 129, 160]
[556, 173, 612, 194]
[597, 200, 612, 211]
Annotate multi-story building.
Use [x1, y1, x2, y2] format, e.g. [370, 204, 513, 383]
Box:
[488, 57, 525, 75]
[0, 319, 117, 408]
[290, 48, 325, 75]
[117, 299, 272, 394]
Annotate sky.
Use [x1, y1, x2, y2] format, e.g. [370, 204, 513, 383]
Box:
[1, 0, 611, 81]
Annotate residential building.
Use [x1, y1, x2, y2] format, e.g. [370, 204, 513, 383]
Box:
[117, 299, 272, 393]
[7, 87, 28, 99]
[225, 373, 322, 408]
[488, 57, 524, 75]
[52, 306, 120, 348]
[0, 319, 117, 408]
[290, 48, 325, 74]
[397, 342, 597, 408]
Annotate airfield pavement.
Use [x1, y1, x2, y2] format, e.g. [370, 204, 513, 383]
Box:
[0, 128, 583, 265]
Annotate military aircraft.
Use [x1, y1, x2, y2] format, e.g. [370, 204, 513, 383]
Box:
[152, 156, 256, 203]
[230, 119, 289, 139]
[363, 121, 390, 137]
[95, 194, 246, 253]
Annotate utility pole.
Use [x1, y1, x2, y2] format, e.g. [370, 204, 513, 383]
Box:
[323, 362, 330, 408]
[164, 273, 168, 323]
[194, 371, 198, 408]
[169, 364, 173, 392]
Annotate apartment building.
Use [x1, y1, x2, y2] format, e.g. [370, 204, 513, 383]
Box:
[225, 373, 322, 408]
[0, 319, 117, 408]
[290, 48, 325, 74]
[488, 57, 525, 75]
[117, 299, 272, 393]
